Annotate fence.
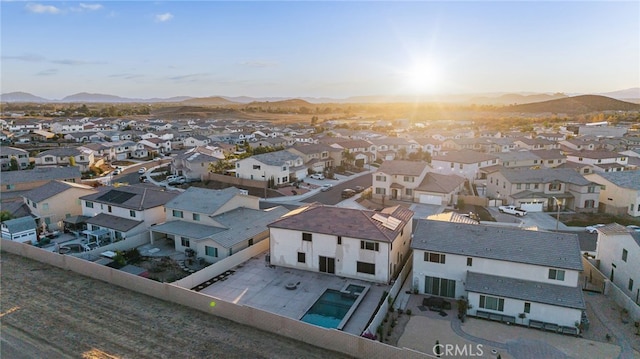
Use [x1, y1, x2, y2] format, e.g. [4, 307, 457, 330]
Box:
[582, 256, 640, 323]
[173, 239, 269, 288]
[581, 257, 606, 293]
[457, 195, 488, 207]
[364, 252, 413, 338]
[1, 240, 434, 359]
[201, 173, 265, 188]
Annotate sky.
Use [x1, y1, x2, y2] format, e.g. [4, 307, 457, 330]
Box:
[1, 1, 639, 100]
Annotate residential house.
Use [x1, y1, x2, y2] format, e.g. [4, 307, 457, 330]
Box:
[411, 220, 585, 329]
[183, 135, 211, 148]
[413, 173, 466, 206]
[50, 121, 84, 134]
[529, 149, 567, 168]
[79, 186, 179, 243]
[138, 137, 172, 154]
[372, 160, 431, 201]
[487, 168, 600, 213]
[495, 151, 541, 169]
[34, 147, 95, 172]
[172, 146, 225, 180]
[150, 187, 288, 263]
[594, 224, 639, 305]
[235, 150, 305, 185]
[0, 147, 30, 171]
[8, 120, 42, 133]
[1, 216, 37, 244]
[565, 150, 628, 173]
[287, 143, 339, 174]
[330, 139, 376, 167]
[514, 137, 558, 151]
[369, 137, 419, 160]
[63, 131, 99, 143]
[268, 203, 414, 284]
[22, 180, 96, 230]
[559, 138, 599, 152]
[431, 150, 498, 181]
[585, 170, 640, 217]
[0, 167, 82, 198]
[413, 137, 443, 156]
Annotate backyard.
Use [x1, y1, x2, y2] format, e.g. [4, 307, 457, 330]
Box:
[558, 212, 640, 227]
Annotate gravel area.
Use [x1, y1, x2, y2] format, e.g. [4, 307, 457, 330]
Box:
[0, 252, 353, 359]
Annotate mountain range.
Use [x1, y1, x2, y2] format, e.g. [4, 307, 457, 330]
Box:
[1, 88, 639, 105]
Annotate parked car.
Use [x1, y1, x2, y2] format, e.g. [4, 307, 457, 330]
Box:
[112, 169, 121, 175]
[498, 205, 528, 217]
[138, 167, 147, 174]
[168, 175, 187, 185]
[320, 184, 333, 192]
[309, 173, 325, 180]
[626, 225, 640, 232]
[354, 186, 365, 193]
[341, 189, 356, 198]
[585, 224, 605, 233]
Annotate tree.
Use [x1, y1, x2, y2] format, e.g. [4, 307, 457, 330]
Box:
[68, 156, 76, 167]
[9, 157, 19, 171]
[0, 210, 14, 222]
[342, 149, 355, 168]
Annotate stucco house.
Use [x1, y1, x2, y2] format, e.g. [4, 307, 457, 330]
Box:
[0, 167, 82, 198]
[22, 180, 96, 231]
[0, 146, 30, 171]
[487, 168, 600, 213]
[372, 160, 431, 201]
[431, 150, 498, 181]
[565, 150, 628, 173]
[268, 203, 414, 284]
[150, 187, 288, 263]
[1, 216, 38, 244]
[34, 147, 95, 172]
[235, 150, 305, 185]
[593, 224, 640, 305]
[287, 143, 339, 174]
[585, 170, 640, 217]
[411, 220, 585, 329]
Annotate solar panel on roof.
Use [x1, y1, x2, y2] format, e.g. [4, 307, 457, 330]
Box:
[371, 213, 401, 230]
[97, 190, 136, 204]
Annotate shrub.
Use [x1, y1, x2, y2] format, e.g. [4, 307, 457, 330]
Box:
[406, 309, 412, 316]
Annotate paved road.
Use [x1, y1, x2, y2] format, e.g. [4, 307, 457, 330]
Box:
[303, 175, 372, 205]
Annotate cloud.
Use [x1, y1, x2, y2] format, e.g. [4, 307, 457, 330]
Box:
[36, 69, 58, 76]
[79, 3, 103, 11]
[168, 73, 209, 82]
[51, 59, 104, 65]
[109, 73, 144, 80]
[155, 12, 173, 22]
[240, 61, 278, 68]
[25, 3, 62, 14]
[2, 53, 46, 62]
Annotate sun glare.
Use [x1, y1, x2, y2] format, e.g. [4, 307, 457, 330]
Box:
[402, 61, 442, 94]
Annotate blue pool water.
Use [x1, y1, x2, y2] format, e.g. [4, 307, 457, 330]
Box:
[301, 289, 357, 329]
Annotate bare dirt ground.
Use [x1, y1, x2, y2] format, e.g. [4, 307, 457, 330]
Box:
[0, 252, 352, 359]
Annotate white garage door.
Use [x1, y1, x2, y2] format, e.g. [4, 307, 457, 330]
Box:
[519, 201, 543, 212]
[419, 194, 442, 205]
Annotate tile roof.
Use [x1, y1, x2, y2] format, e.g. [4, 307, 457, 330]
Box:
[411, 219, 583, 270]
[251, 150, 301, 166]
[80, 185, 179, 210]
[416, 173, 465, 194]
[1, 216, 36, 233]
[0, 167, 81, 184]
[268, 203, 413, 242]
[151, 220, 226, 240]
[377, 160, 429, 176]
[465, 272, 585, 310]
[498, 167, 593, 185]
[529, 149, 566, 159]
[85, 213, 143, 232]
[566, 150, 624, 159]
[166, 187, 244, 214]
[23, 180, 94, 203]
[590, 170, 640, 191]
[432, 150, 497, 164]
[494, 151, 541, 162]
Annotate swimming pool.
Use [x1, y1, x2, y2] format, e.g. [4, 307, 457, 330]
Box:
[301, 284, 369, 329]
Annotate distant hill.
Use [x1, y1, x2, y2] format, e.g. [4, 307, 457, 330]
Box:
[61, 92, 137, 103]
[499, 95, 640, 114]
[469, 93, 568, 105]
[246, 98, 314, 107]
[598, 87, 640, 102]
[0, 92, 51, 103]
[180, 96, 238, 106]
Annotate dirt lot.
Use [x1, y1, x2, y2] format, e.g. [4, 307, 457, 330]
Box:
[0, 252, 352, 359]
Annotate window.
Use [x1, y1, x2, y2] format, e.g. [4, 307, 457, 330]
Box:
[629, 278, 634, 291]
[548, 183, 561, 191]
[205, 246, 218, 257]
[548, 160, 553, 164]
[548, 269, 565, 281]
[375, 188, 386, 195]
[252, 165, 261, 170]
[584, 200, 595, 208]
[302, 232, 312, 241]
[375, 175, 386, 181]
[248, 238, 253, 246]
[424, 276, 456, 298]
[356, 261, 375, 275]
[172, 210, 183, 218]
[85, 201, 94, 208]
[450, 163, 454, 168]
[516, 184, 522, 190]
[534, 160, 538, 164]
[337, 236, 342, 245]
[466, 258, 472, 267]
[181, 237, 190, 247]
[405, 188, 413, 196]
[192, 213, 200, 221]
[459, 163, 463, 169]
[107, 205, 112, 213]
[403, 176, 415, 182]
[622, 249, 628, 262]
[534, 184, 539, 189]
[42, 203, 49, 211]
[588, 186, 596, 193]
[479, 295, 504, 311]
[524, 302, 531, 314]
[129, 210, 136, 218]
[423, 251, 446, 264]
[361, 241, 379, 251]
[297, 252, 306, 263]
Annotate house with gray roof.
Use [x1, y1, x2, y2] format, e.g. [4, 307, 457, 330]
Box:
[0, 166, 82, 198]
[372, 160, 431, 202]
[287, 143, 341, 174]
[585, 170, 640, 217]
[0, 146, 29, 171]
[431, 150, 498, 181]
[34, 147, 95, 171]
[1, 216, 37, 244]
[80, 185, 179, 243]
[151, 187, 288, 263]
[487, 167, 600, 213]
[411, 219, 585, 329]
[22, 180, 96, 231]
[234, 150, 305, 185]
[268, 203, 414, 284]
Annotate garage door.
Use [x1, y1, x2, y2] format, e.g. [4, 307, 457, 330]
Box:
[519, 201, 543, 212]
[419, 194, 442, 205]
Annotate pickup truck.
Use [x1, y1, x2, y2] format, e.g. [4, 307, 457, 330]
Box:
[498, 205, 527, 217]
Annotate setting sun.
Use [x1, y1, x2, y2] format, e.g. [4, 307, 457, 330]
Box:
[402, 60, 442, 94]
